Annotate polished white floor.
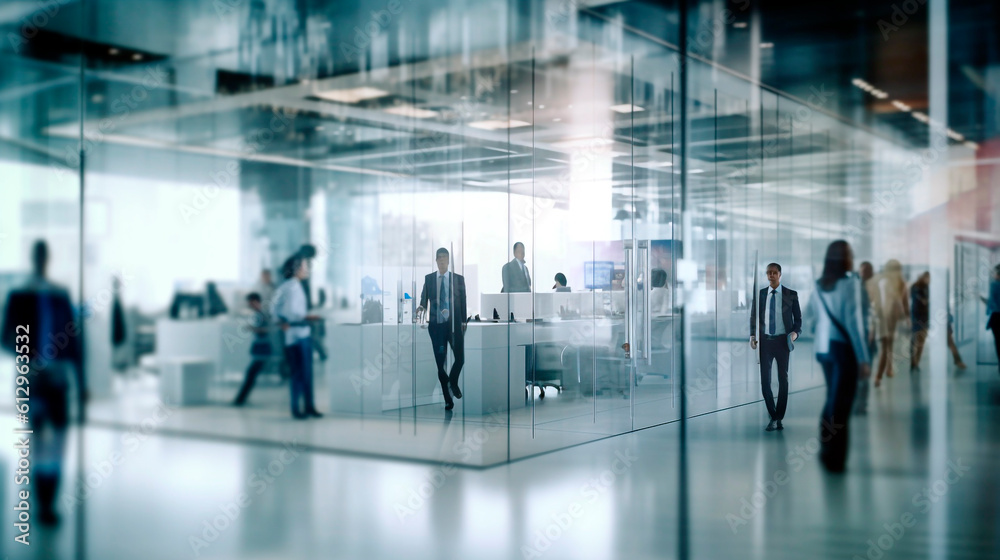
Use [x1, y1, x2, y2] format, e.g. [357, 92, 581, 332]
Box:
[2, 344, 997, 559]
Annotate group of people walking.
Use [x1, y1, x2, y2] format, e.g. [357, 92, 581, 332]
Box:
[754, 241, 1000, 473]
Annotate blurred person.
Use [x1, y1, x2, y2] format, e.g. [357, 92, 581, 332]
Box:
[874, 259, 908, 387]
[854, 261, 877, 414]
[749, 263, 802, 432]
[111, 275, 128, 372]
[416, 248, 468, 411]
[553, 272, 571, 292]
[806, 240, 871, 472]
[1, 240, 86, 525]
[649, 268, 671, 316]
[232, 293, 272, 406]
[295, 244, 328, 361]
[297, 244, 317, 309]
[253, 268, 275, 305]
[502, 242, 531, 293]
[205, 281, 228, 316]
[272, 254, 322, 419]
[986, 264, 1000, 375]
[909, 272, 931, 371]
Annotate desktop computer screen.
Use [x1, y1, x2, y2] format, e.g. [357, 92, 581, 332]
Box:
[584, 261, 614, 290]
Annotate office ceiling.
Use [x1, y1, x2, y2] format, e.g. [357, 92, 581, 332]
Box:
[0, 0, 996, 237]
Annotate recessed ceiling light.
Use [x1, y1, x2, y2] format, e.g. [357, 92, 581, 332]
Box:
[132, 53, 143, 61]
[538, 104, 545, 109]
[108, 48, 119, 55]
[552, 118, 562, 122]
[610, 104, 645, 113]
[946, 129, 965, 141]
[510, 89, 518, 94]
[760, 42, 774, 49]
[468, 119, 532, 130]
[384, 105, 439, 119]
[315, 87, 391, 103]
[552, 136, 614, 149]
[891, 100, 911, 111]
[733, 22, 747, 28]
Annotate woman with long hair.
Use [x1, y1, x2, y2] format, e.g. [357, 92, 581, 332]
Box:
[271, 254, 322, 419]
[874, 259, 908, 386]
[807, 240, 871, 472]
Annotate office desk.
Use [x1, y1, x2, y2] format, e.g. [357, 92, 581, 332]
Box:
[326, 318, 628, 416]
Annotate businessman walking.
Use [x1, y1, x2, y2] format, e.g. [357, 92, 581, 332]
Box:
[417, 248, 469, 411]
[750, 263, 802, 431]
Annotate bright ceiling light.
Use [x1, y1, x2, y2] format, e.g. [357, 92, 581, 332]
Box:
[468, 119, 532, 130]
[383, 105, 439, 119]
[964, 141, 979, 149]
[891, 100, 911, 111]
[946, 129, 965, 141]
[315, 87, 391, 103]
[733, 22, 747, 28]
[552, 136, 614, 149]
[689, 169, 705, 174]
[760, 42, 774, 48]
[610, 104, 645, 113]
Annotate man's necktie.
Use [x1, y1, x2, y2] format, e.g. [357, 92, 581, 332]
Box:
[769, 290, 776, 335]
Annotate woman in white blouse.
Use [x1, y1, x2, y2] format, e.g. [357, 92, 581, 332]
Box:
[271, 254, 322, 419]
[806, 240, 871, 472]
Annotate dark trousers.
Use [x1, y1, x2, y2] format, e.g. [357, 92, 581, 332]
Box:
[29, 364, 71, 518]
[233, 359, 266, 405]
[818, 341, 858, 471]
[759, 336, 790, 421]
[285, 338, 316, 415]
[990, 314, 1000, 370]
[428, 322, 464, 404]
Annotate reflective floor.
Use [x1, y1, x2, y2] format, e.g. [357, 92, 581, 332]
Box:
[2, 342, 997, 560]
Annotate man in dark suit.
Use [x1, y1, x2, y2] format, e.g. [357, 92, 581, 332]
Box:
[1, 240, 85, 525]
[501, 242, 531, 293]
[750, 262, 802, 431]
[417, 248, 468, 410]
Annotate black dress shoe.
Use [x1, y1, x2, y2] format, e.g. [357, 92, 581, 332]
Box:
[306, 409, 323, 418]
[765, 420, 776, 431]
[292, 411, 308, 420]
[445, 401, 454, 411]
[776, 421, 783, 430]
[451, 383, 462, 399]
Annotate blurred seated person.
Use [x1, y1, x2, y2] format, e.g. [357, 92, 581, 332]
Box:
[650, 268, 671, 316]
[553, 273, 571, 292]
[233, 293, 272, 406]
[205, 282, 228, 316]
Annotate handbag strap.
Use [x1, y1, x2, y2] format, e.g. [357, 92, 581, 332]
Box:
[816, 281, 852, 345]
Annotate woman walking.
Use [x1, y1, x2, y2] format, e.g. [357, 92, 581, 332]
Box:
[272, 254, 322, 419]
[874, 259, 908, 387]
[807, 240, 871, 472]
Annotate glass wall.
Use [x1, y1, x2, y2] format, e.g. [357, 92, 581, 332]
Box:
[4, 0, 978, 472]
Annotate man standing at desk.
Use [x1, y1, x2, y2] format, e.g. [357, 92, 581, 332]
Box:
[417, 248, 468, 411]
[502, 242, 531, 293]
[750, 262, 802, 432]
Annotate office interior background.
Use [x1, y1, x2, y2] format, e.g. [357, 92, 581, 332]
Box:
[0, 0, 998, 558]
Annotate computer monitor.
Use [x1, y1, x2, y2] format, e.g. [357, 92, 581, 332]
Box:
[584, 261, 614, 290]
